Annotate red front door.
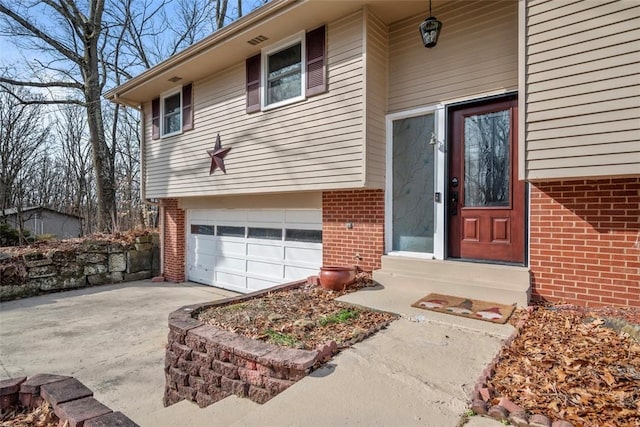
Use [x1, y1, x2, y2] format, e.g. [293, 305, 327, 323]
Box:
[447, 96, 525, 264]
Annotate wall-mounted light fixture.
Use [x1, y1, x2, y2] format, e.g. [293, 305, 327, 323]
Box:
[418, 0, 442, 48]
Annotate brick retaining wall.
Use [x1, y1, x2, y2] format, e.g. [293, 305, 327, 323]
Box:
[164, 281, 335, 408]
[0, 374, 137, 426]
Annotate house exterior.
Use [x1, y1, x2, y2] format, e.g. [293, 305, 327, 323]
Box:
[2, 206, 83, 239]
[106, 0, 640, 308]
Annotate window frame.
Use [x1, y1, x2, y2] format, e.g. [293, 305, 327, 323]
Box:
[160, 88, 183, 138]
[261, 32, 306, 111]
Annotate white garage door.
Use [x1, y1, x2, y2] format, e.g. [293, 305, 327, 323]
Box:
[187, 209, 322, 293]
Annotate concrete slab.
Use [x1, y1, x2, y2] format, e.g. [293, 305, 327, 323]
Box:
[0, 281, 245, 426]
[0, 280, 508, 426]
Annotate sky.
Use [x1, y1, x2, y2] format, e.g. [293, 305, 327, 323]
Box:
[0, 0, 266, 88]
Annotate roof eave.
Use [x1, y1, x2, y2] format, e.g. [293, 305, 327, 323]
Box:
[105, 0, 299, 104]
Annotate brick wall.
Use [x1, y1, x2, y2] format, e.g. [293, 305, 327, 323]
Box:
[530, 178, 640, 308]
[162, 199, 185, 282]
[164, 283, 323, 408]
[322, 189, 385, 272]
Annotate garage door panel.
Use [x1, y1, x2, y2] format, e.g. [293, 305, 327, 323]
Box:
[216, 270, 246, 288]
[247, 260, 284, 277]
[247, 242, 283, 260]
[215, 255, 245, 272]
[193, 252, 216, 268]
[191, 237, 216, 256]
[285, 246, 322, 264]
[189, 267, 214, 285]
[188, 208, 322, 293]
[217, 239, 246, 255]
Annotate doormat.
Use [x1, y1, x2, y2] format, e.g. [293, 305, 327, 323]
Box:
[411, 293, 515, 324]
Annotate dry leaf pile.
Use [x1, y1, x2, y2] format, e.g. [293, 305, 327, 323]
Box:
[197, 276, 397, 350]
[0, 229, 156, 258]
[0, 401, 60, 427]
[488, 306, 640, 426]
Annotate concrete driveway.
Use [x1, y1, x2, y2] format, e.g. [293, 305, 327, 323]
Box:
[0, 280, 507, 426]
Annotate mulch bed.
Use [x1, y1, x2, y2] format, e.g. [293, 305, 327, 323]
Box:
[487, 304, 640, 426]
[196, 274, 398, 351]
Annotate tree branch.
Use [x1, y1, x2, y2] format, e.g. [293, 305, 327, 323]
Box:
[0, 86, 85, 106]
[0, 76, 83, 90]
[0, 3, 82, 64]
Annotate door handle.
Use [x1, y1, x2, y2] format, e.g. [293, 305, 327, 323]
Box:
[450, 191, 458, 216]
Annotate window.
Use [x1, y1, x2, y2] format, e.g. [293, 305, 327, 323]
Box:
[190, 224, 215, 235]
[248, 227, 283, 240]
[266, 42, 303, 106]
[217, 226, 246, 237]
[151, 83, 193, 140]
[285, 229, 322, 243]
[163, 91, 182, 136]
[246, 26, 326, 113]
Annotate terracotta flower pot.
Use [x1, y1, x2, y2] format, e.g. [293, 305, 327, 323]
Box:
[318, 266, 356, 291]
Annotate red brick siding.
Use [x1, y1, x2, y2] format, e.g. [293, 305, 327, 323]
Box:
[162, 198, 185, 282]
[530, 178, 640, 308]
[322, 190, 385, 272]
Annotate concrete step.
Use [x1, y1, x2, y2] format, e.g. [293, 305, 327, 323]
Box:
[373, 256, 530, 307]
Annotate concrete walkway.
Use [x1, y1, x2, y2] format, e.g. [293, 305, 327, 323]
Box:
[0, 280, 507, 426]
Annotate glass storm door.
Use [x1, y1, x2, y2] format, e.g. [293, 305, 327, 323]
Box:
[448, 97, 525, 263]
[390, 114, 436, 255]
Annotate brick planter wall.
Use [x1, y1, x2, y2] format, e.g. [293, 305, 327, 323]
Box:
[161, 199, 185, 282]
[0, 374, 137, 426]
[322, 189, 385, 272]
[530, 178, 640, 308]
[164, 281, 332, 408]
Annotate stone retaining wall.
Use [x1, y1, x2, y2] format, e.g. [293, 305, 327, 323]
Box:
[0, 374, 137, 426]
[164, 281, 336, 408]
[0, 234, 160, 302]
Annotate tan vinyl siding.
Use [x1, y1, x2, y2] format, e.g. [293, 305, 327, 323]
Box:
[364, 9, 388, 189]
[178, 192, 321, 210]
[144, 11, 365, 199]
[388, 0, 518, 112]
[524, 0, 640, 180]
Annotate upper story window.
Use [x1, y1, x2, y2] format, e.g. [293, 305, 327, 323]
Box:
[162, 91, 182, 136]
[265, 40, 303, 107]
[151, 83, 193, 140]
[246, 25, 326, 114]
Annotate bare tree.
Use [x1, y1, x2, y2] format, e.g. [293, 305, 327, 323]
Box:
[0, 86, 50, 242]
[0, 0, 116, 232]
[1, 0, 262, 237]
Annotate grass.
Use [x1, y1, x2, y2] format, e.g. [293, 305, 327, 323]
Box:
[318, 308, 360, 327]
[263, 329, 302, 347]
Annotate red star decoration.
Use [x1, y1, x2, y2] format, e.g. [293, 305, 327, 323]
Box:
[207, 133, 231, 175]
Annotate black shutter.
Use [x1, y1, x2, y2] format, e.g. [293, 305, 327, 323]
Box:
[182, 83, 193, 131]
[246, 54, 261, 113]
[151, 98, 160, 140]
[306, 25, 326, 97]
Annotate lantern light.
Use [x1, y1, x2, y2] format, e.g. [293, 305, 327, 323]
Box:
[418, 0, 442, 48]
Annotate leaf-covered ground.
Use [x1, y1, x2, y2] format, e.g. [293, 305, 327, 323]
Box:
[488, 305, 640, 426]
[196, 275, 397, 351]
[0, 401, 59, 427]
